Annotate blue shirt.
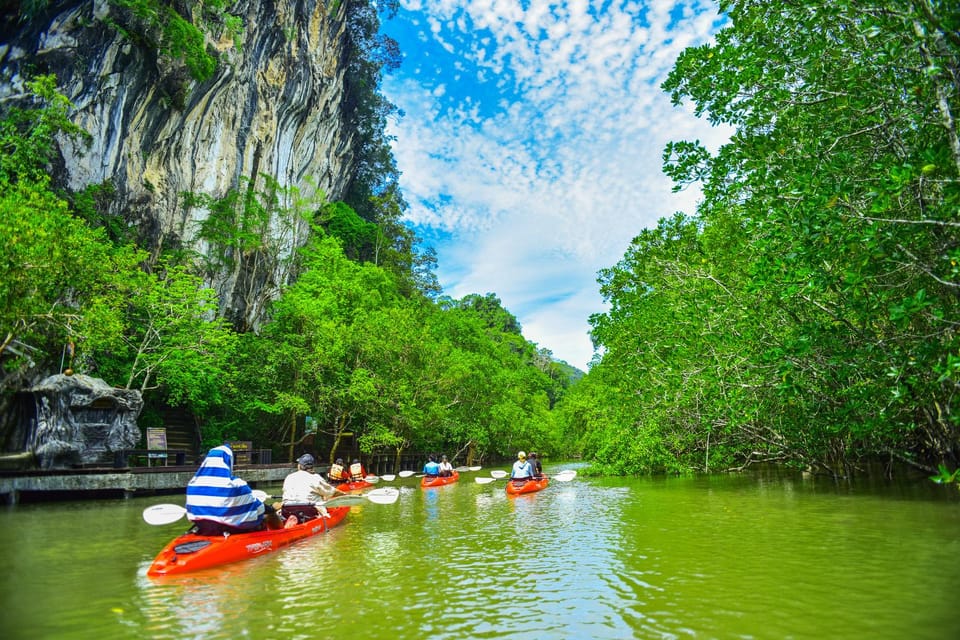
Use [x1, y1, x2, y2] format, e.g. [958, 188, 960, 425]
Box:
[511, 459, 534, 479]
[423, 460, 441, 476]
[186, 445, 264, 530]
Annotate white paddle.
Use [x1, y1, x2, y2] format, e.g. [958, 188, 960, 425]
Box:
[143, 489, 274, 526]
[475, 470, 509, 484]
[324, 487, 400, 507]
[475, 469, 577, 484]
[395, 465, 480, 479]
[142, 503, 187, 525]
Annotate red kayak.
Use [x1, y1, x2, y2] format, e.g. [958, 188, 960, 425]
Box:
[147, 506, 350, 576]
[335, 479, 374, 493]
[506, 476, 549, 495]
[420, 470, 459, 488]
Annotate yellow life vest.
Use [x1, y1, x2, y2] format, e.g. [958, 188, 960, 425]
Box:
[349, 462, 364, 480]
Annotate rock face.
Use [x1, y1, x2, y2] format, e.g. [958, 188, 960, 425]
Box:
[23, 374, 143, 469]
[0, 0, 356, 329]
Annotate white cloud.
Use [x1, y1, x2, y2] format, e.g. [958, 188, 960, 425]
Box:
[387, 1, 732, 370]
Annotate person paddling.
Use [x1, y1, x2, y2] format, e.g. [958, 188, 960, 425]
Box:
[510, 451, 534, 481]
[423, 454, 441, 476]
[438, 454, 454, 477]
[327, 457, 347, 485]
[185, 444, 283, 535]
[348, 458, 367, 481]
[528, 452, 544, 478]
[281, 454, 339, 524]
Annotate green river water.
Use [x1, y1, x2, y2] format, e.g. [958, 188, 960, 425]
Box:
[0, 464, 957, 640]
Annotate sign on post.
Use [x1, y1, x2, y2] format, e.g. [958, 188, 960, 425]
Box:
[146, 427, 168, 466]
[227, 440, 253, 465]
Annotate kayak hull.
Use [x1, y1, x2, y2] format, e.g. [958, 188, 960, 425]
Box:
[335, 480, 374, 493]
[420, 470, 459, 488]
[506, 477, 549, 495]
[146, 506, 350, 576]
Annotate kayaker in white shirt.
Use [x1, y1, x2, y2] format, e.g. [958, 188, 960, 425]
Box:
[438, 455, 454, 477]
[282, 454, 339, 520]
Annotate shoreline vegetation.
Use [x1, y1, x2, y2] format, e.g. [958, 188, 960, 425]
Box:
[1, 1, 958, 484]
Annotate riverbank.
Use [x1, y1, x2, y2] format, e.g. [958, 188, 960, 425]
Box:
[0, 463, 292, 504]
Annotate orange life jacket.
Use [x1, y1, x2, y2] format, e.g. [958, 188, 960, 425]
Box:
[328, 463, 346, 481]
[349, 462, 364, 480]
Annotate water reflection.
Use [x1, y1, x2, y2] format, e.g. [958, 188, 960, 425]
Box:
[138, 558, 264, 638]
[1, 467, 958, 639]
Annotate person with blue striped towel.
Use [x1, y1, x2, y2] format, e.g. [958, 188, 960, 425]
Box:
[185, 444, 281, 535]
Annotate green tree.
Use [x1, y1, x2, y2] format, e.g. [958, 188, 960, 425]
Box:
[1, 76, 239, 444]
[88, 264, 238, 415]
[0, 76, 137, 395]
[579, 0, 960, 475]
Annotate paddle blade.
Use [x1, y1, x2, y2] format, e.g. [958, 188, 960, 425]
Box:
[380, 474, 396, 482]
[325, 494, 367, 507]
[143, 504, 186, 525]
[454, 466, 470, 472]
[553, 470, 577, 482]
[364, 487, 400, 505]
[251, 489, 270, 502]
[468, 466, 483, 471]
[490, 470, 508, 479]
[398, 470, 416, 478]
[475, 477, 496, 484]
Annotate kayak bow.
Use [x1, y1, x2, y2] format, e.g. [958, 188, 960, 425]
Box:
[146, 506, 350, 576]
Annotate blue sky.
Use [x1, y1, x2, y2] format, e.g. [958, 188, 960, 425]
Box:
[381, 0, 732, 370]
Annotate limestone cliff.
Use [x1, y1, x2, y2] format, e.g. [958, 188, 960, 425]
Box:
[0, 0, 357, 329]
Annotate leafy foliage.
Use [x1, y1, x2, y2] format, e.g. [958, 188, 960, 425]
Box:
[0, 76, 238, 433]
[107, 1, 241, 82]
[207, 232, 563, 460]
[571, 0, 960, 477]
[0, 7, 576, 467]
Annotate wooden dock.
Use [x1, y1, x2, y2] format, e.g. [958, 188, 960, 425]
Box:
[0, 463, 293, 504]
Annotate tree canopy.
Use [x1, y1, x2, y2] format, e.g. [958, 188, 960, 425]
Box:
[565, 0, 960, 477]
[0, 63, 573, 465]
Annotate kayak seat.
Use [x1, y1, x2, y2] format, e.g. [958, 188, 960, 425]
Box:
[190, 519, 256, 536]
[281, 503, 320, 523]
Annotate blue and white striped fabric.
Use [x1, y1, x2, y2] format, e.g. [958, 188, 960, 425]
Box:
[185, 445, 264, 530]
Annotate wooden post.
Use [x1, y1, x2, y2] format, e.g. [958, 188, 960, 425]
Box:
[287, 410, 296, 464]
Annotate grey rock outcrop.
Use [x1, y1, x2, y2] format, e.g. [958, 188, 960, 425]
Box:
[25, 374, 142, 469]
[0, 0, 356, 329]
